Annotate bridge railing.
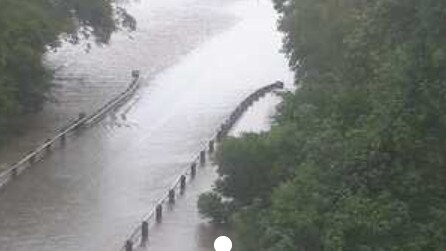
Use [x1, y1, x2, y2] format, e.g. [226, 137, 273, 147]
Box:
[0, 70, 142, 189]
[119, 81, 284, 251]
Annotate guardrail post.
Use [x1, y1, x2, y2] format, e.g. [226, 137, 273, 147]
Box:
[228, 115, 234, 126]
[156, 204, 163, 223]
[275, 81, 284, 89]
[125, 240, 133, 251]
[61, 134, 66, 145]
[242, 100, 248, 111]
[180, 175, 186, 194]
[200, 150, 206, 166]
[209, 140, 215, 153]
[230, 113, 236, 122]
[253, 92, 259, 101]
[221, 122, 229, 136]
[191, 163, 197, 178]
[216, 130, 223, 142]
[11, 168, 17, 177]
[236, 106, 242, 116]
[132, 70, 140, 79]
[141, 221, 149, 244]
[168, 189, 175, 204]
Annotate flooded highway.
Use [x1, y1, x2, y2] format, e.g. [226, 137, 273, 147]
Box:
[0, 0, 292, 250]
[145, 92, 282, 251]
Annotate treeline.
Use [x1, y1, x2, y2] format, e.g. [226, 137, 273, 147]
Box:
[0, 0, 134, 142]
[198, 0, 446, 250]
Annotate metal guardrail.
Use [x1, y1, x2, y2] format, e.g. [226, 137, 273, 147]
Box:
[0, 70, 142, 189]
[119, 81, 285, 251]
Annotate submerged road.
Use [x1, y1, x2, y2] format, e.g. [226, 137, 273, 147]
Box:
[0, 0, 292, 250]
[144, 92, 282, 251]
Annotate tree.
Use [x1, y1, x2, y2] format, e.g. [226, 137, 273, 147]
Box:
[214, 133, 280, 207]
[0, 0, 135, 143]
[199, 0, 446, 250]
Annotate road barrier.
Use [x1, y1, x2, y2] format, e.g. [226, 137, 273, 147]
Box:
[119, 81, 284, 251]
[0, 70, 142, 189]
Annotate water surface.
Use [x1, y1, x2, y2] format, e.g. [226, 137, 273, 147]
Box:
[0, 0, 292, 250]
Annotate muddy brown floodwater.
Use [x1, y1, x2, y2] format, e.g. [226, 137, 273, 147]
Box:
[0, 0, 293, 250]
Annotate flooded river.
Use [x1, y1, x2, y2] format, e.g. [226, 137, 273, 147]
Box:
[0, 0, 292, 250]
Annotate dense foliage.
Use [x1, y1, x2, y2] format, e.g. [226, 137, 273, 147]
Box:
[198, 0, 446, 250]
[0, 0, 134, 142]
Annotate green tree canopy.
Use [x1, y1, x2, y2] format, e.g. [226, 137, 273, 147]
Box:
[0, 0, 135, 142]
[199, 0, 446, 250]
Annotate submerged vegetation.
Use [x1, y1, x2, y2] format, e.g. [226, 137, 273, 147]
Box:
[199, 0, 446, 250]
[0, 0, 135, 143]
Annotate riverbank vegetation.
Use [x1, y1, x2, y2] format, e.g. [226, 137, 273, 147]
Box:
[0, 0, 135, 143]
[198, 0, 446, 249]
